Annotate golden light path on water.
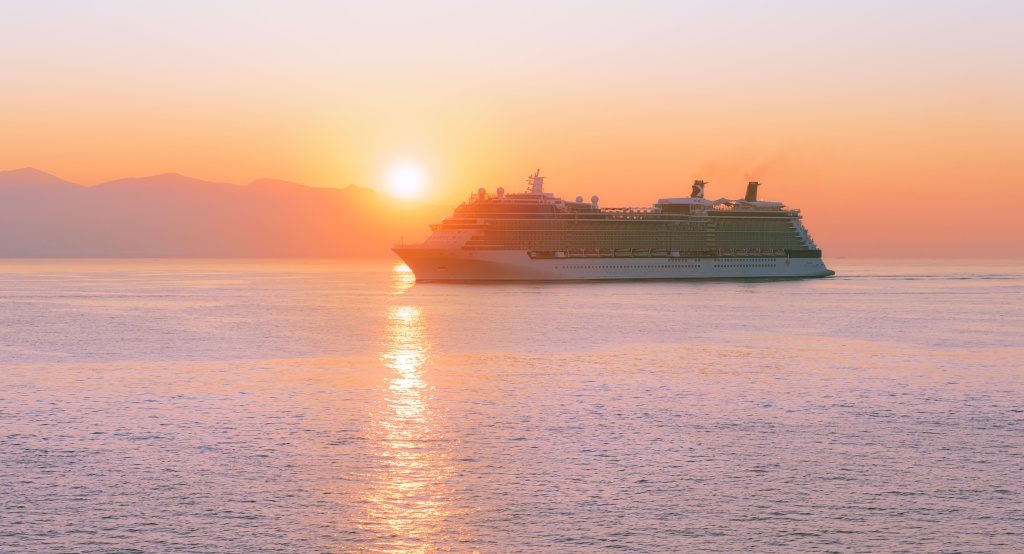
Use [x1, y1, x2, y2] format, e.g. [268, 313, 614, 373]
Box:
[357, 264, 470, 551]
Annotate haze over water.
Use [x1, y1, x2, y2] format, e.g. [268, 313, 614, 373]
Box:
[1, 259, 1022, 552]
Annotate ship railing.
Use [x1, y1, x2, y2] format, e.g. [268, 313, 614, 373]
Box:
[711, 205, 799, 215]
[599, 207, 655, 214]
[596, 208, 662, 220]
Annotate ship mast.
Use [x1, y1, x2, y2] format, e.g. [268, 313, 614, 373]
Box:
[528, 169, 544, 193]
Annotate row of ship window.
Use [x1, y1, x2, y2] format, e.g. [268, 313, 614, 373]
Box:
[470, 244, 799, 250]
[473, 233, 801, 243]
[556, 264, 780, 269]
[558, 265, 701, 270]
[487, 223, 794, 231]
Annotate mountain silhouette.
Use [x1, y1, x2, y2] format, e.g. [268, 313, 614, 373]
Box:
[0, 169, 448, 257]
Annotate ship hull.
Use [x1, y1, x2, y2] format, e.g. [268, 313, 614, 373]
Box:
[393, 246, 834, 281]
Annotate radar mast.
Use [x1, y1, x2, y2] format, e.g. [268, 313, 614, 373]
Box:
[528, 169, 544, 193]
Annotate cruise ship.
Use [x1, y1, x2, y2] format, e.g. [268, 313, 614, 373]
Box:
[393, 170, 834, 281]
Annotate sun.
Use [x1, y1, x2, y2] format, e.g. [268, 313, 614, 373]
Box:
[387, 164, 426, 200]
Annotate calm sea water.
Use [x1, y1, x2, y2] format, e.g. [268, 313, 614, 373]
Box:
[1, 259, 1021, 553]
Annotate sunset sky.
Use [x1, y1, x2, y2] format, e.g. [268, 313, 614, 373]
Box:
[2, 1, 1022, 256]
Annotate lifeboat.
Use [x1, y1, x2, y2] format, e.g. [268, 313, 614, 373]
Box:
[585, 249, 600, 257]
[567, 249, 585, 258]
[600, 250, 615, 257]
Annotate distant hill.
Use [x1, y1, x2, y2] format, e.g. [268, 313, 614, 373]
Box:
[0, 168, 449, 257]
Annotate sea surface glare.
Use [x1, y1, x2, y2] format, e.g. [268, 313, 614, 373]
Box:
[1, 259, 1021, 553]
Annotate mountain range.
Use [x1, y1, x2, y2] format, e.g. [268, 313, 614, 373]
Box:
[0, 168, 448, 257]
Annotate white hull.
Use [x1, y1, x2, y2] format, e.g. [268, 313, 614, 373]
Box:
[393, 246, 834, 281]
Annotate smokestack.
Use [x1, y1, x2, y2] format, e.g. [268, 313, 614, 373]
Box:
[691, 180, 706, 198]
[745, 181, 760, 202]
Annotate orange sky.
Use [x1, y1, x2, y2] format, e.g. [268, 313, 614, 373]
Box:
[1, 2, 1022, 257]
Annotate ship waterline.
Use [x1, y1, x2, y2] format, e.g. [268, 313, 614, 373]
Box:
[392, 248, 833, 281]
[394, 171, 834, 281]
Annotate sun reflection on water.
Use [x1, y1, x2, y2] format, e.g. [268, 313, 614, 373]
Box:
[389, 263, 416, 295]
[357, 266, 470, 551]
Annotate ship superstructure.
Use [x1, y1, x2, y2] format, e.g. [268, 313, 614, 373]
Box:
[393, 170, 834, 280]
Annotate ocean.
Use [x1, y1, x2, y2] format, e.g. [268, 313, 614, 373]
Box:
[1, 259, 1021, 552]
